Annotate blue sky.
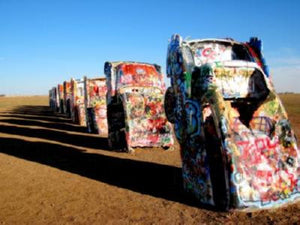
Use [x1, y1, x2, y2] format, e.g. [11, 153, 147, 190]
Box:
[0, 0, 299, 95]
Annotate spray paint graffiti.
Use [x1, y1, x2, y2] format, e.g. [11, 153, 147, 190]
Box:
[246, 37, 270, 77]
[70, 78, 86, 126]
[194, 43, 232, 66]
[229, 115, 300, 207]
[105, 61, 174, 152]
[84, 77, 108, 136]
[165, 34, 300, 210]
[63, 81, 72, 117]
[57, 84, 64, 113]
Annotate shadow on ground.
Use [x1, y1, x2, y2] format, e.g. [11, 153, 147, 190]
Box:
[0, 137, 188, 204]
[9, 105, 63, 117]
[0, 117, 88, 133]
[0, 105, 109, 150]
[0, 124, 110, 150]
[0, 105, 204, 209]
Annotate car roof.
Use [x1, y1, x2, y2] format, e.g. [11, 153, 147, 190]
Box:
[108, 61, 157, 68]
[87, 77, 106, 82]
[183, 38, 243, 47]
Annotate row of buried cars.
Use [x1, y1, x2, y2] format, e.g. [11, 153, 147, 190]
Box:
[49, 61, 174, 152]
[49, 34, 300, 211]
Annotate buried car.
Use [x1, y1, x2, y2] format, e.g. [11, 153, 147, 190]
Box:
[49, 87, 59, 111]
[63, 81, 72, 118]
[84, 77, 108, 136]
[165, 34, 300, 210]
[57, 84, 64, 114]
[70, 78, 86, 126]
[104, 61, 174, 152]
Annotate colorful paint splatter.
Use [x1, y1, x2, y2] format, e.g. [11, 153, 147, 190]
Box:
[63, 81, 72, 117]
[165, 34, 300, 210]
[105, 61, 173, 152]
[57, 84, 64, 113]
[70, 78, 86, 126]
[84, 77, 108, 136]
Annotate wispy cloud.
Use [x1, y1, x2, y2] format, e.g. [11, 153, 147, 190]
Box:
[270, 64, 300, 93]
[267, 47, 300, 68]
[266, 48, 300, 92]
[270, 58, 300, 67]
[268, 57, 300, 69]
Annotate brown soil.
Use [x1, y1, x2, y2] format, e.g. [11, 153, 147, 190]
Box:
[0, 96, 300, 225]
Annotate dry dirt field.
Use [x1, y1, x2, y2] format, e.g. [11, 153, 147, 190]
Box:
[0, 95, 300, 224]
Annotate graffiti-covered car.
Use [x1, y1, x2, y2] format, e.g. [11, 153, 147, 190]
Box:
[84, 77, 108, 136]
[165, 34, 300, 210]
[104, 61, 174, 152]
[49, 87, 58, 111]
[70, 78, 86, 126]
[63, 81, 72, 117]
[57, 84, 64, 113]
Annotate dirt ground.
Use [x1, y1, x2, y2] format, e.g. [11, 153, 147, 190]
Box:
[0, 95, 300, 225]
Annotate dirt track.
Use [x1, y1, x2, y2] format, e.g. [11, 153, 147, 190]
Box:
[0, 96, 300, 224]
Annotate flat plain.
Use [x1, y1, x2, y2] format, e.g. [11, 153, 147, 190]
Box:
[0, 95, 300, 224]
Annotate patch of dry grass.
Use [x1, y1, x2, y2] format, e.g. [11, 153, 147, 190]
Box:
[279, 94, 300, 144]
[279, 93, 300, 115]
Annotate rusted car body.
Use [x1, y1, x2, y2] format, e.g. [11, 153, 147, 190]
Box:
[70, 78, 86, 126]
[84, 77, 108, 136]
[165, 34, 300, 210]
[104, 61, 174, 152]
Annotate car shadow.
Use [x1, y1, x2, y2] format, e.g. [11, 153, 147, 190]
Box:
[0, 105, 110, 150]
[0, 113, 73, 124]
[0, 136, 203, 208]
[0, 105, 210, 210]
[0, 105, 72, 123]
[10, 105, 65, 117]
[0, 124, 110, 150]
[0, 117, 88, 134]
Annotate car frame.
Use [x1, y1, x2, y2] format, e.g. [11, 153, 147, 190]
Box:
[165, 34, 300, 210]
[57, 84, 64, 114]
[84, 77, 108, 136]
[104, 61, 174, 152]
[63, 81, 72, 118]
[49, 87, 59, 111]
[70, 78, 86, 126]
